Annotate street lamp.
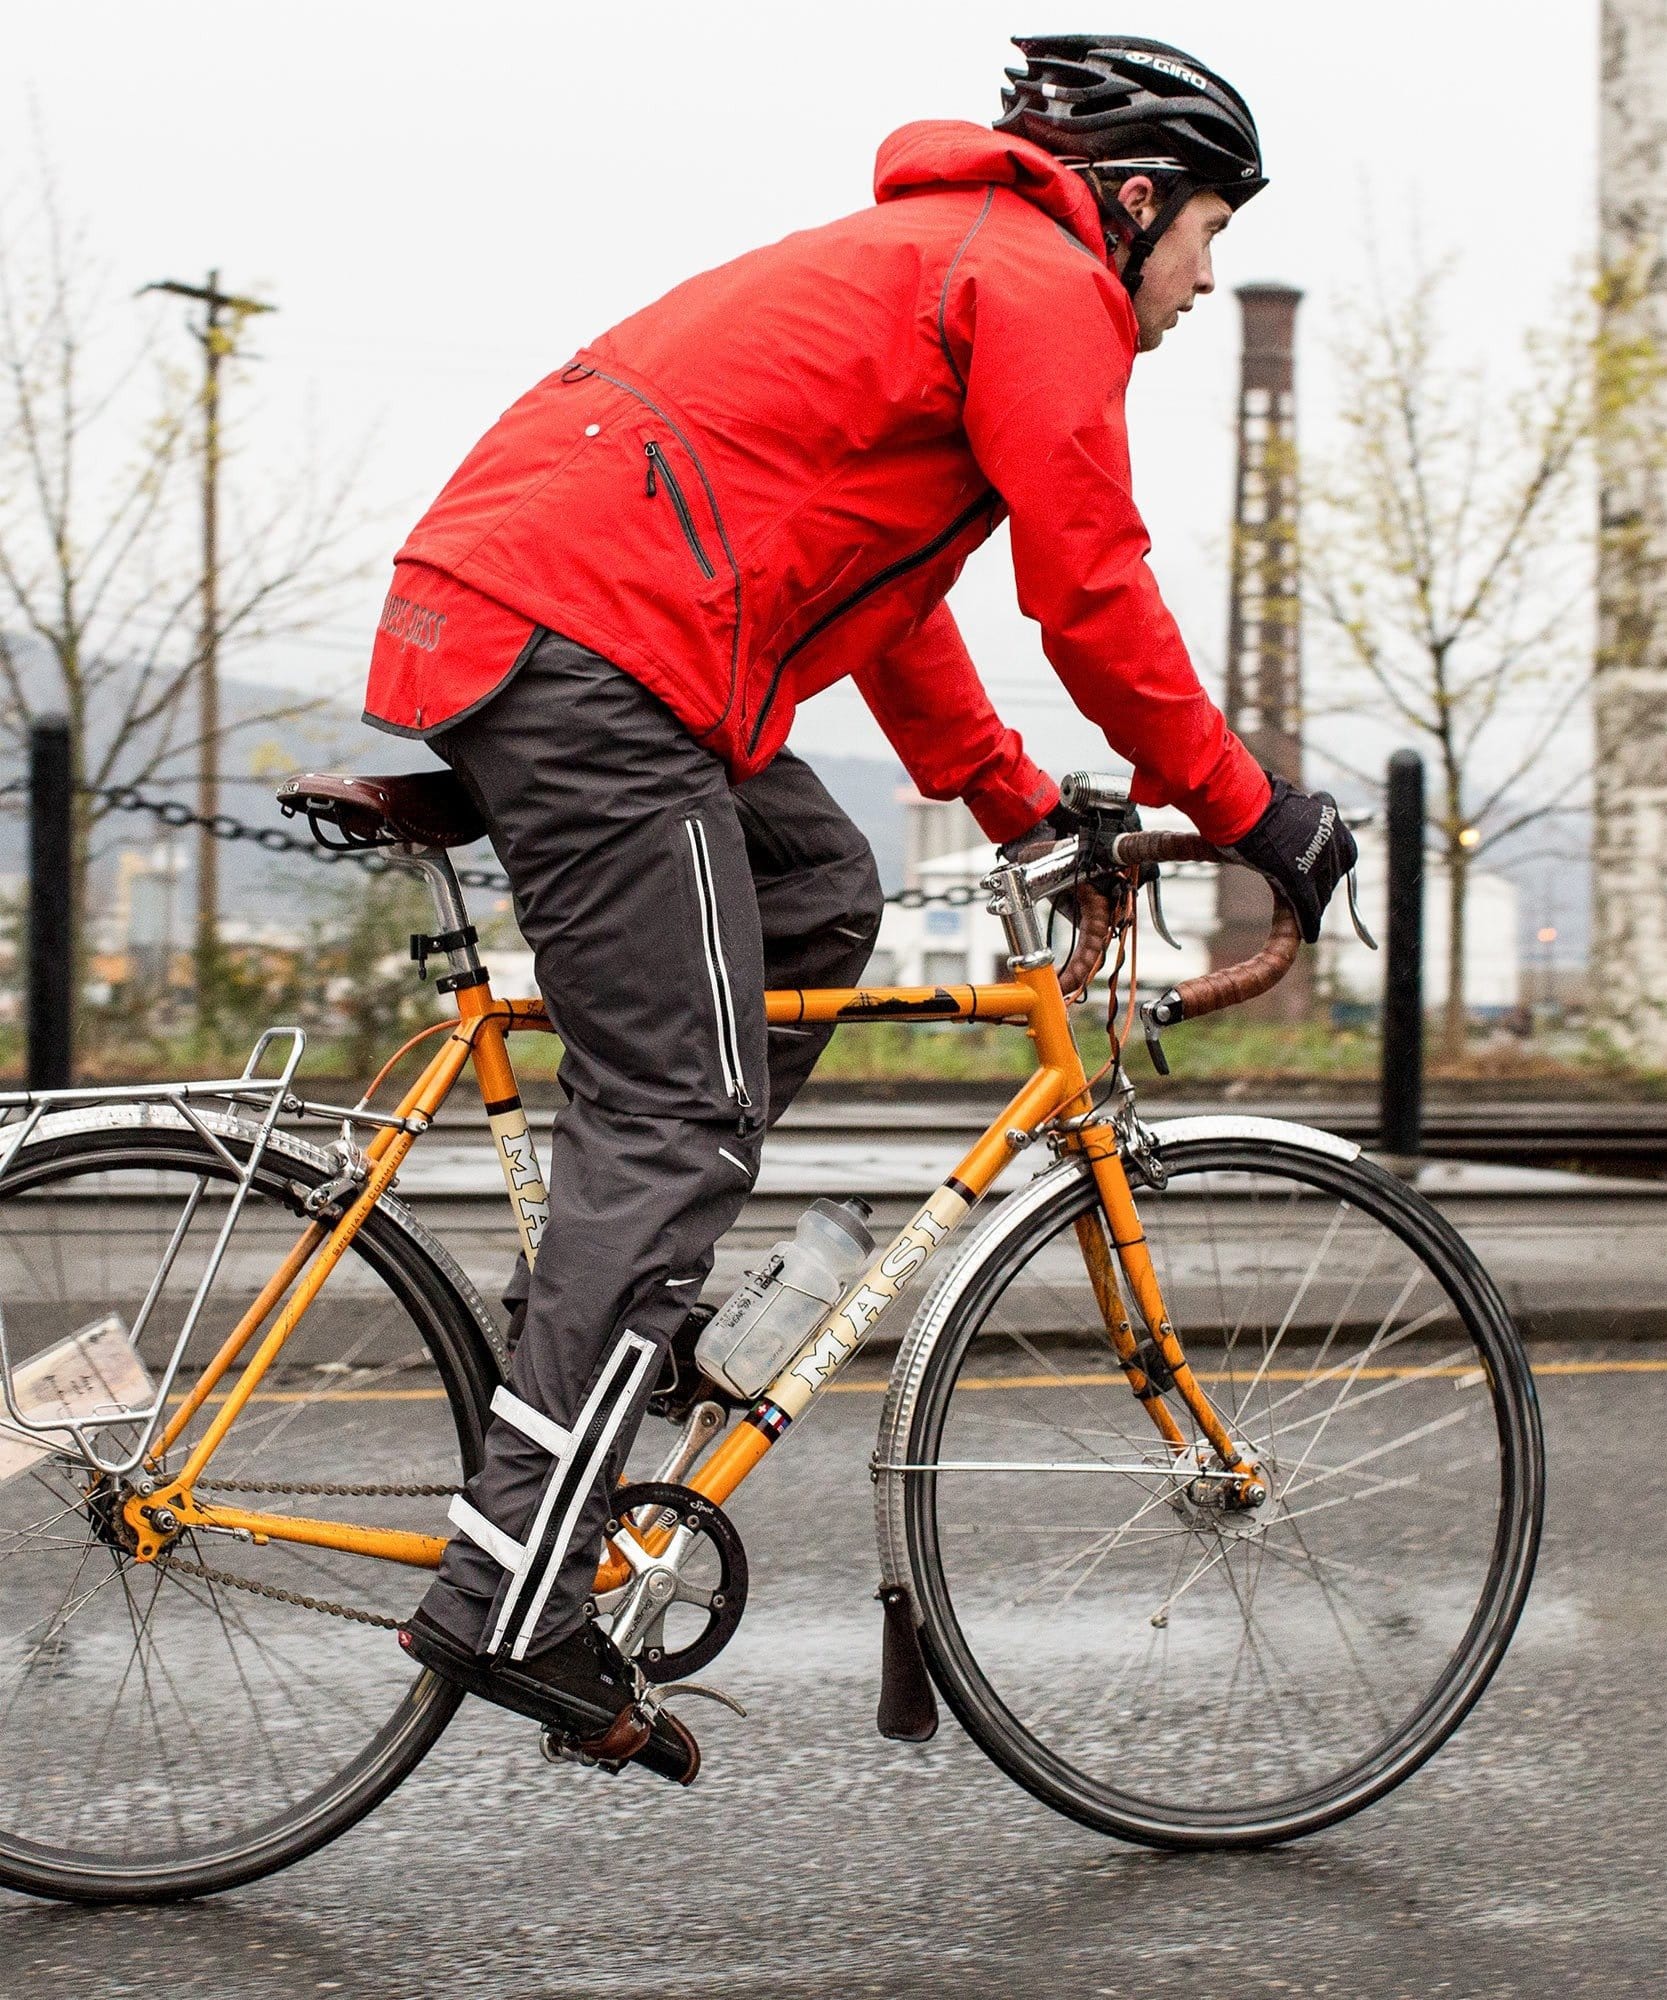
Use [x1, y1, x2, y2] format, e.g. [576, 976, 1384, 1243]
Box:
[1536, 925, 1558, 1025]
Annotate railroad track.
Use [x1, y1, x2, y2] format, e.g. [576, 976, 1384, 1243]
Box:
[383, 1091, 1667, 1176]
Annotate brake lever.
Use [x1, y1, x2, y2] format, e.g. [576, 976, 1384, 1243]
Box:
[1345, 868, 1377, 949]
[1138, 993, 1178, 1078]
[1145, 870, 1180, 949]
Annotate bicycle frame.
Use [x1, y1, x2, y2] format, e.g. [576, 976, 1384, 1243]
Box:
[106, 857, 1259, 1573]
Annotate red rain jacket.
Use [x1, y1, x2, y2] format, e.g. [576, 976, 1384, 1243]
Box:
[364, 121, 1269, 845]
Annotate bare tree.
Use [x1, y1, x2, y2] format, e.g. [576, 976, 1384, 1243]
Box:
[1304, 252, 1602, 1055]
[0, 148, 362, 1033]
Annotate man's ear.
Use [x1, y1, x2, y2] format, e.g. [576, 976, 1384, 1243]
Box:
[1114, 174, 1158, 227]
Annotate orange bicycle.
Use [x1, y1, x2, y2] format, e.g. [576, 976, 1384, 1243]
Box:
[0, 768, 1543, 1901]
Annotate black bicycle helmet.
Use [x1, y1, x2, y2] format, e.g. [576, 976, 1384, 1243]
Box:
[996, 34, 1266, 293]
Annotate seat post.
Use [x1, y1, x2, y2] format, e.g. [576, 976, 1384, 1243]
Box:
[390, 844, 486, 987]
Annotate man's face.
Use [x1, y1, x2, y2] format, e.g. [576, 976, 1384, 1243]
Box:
[1118, 183, 1233, 352]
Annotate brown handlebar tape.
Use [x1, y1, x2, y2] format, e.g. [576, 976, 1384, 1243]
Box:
[1111, 832, 1223, 869]
[1111, 831, 1303, 1021]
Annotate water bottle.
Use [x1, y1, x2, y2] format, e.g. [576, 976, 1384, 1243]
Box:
[695, 1198, 876, 1398]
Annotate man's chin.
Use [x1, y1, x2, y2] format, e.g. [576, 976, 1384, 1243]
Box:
[1136, 324, 1165, 353]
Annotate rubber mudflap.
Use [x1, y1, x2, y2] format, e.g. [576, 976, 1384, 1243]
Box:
[876, 1585, 939, 1742]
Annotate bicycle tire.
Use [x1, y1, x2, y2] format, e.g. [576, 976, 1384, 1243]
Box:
[0, 1112, 502, 1903]
[882, 1134, 1544, 1849]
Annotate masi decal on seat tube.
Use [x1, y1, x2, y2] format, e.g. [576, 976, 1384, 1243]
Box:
[485, 1096, 551, 1264]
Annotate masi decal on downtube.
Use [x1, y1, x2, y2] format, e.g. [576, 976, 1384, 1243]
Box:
[755, 1182, 971, 1427]
[486, 1099, 551, 1265]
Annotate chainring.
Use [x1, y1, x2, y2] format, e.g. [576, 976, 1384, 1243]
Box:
[601, 1480, 748, 1682]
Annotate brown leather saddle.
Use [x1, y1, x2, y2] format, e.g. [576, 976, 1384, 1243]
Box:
[275, 770, 488, 851]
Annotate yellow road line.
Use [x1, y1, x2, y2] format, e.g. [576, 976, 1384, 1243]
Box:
[827, 1356, 1667, 1391]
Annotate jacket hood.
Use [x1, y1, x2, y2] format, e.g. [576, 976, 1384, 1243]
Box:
[874, 120, 1107, 260]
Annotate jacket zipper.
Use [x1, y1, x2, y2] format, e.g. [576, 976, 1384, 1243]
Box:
[744, 487, 996, 758]
[645, 441, 716, 579]
[684, 816, 753, 1110]
[587, 364, 743, 735]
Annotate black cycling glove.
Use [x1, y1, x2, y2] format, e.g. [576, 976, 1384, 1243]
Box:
[997, 797, 1145, 869]
[1227, 775, 1356, 945]
[996, 800, 1080, 863]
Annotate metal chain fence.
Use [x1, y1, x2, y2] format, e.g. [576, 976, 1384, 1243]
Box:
[1, 751, 999, 1088]
[82, 781, 989, 908]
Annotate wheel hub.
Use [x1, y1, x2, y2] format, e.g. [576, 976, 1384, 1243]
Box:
[83, 1475, 137, 1553]
[1169, 1445, 1274, 1537]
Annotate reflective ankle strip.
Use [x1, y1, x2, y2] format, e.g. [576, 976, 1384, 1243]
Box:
[446, 1339, 649, 1649]
[506, 1331, 660, 1661]
[445, 1385, 579, 1586]
[450, 1330, 659, 1662]
[488, 1384, 573, 1459]
[446, 1496, 526, 1573]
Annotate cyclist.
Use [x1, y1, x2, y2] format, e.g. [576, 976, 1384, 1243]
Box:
[367, 33, 1356, 1781]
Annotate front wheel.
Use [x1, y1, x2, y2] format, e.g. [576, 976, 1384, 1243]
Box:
[883, 1137, 1544, 1848]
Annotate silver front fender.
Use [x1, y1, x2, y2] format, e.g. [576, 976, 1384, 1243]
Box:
[872, 1112, 1361, 1603]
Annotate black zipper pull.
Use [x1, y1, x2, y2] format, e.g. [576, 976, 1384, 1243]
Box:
[644, 441, 659, 497]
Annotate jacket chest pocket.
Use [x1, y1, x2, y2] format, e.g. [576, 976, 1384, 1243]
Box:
[644, 440, 717, 580]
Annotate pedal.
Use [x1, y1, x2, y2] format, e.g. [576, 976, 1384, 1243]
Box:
[538, 1725, 622, 1774]
[537, 1704, 649, 1774]
[647, 1303, 735, 1423]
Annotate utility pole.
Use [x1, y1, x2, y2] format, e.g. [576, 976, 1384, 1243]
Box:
[142, 271, 275, 1011]
[1215, 282, 1310, 1016]
[1593, 3, 1667, 1061]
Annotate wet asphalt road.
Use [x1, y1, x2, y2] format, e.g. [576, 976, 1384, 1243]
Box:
[4, 1346, 1666, 2000]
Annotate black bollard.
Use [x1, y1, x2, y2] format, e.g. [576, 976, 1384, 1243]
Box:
[1379, 749, 1425, 1157]
[27, 716, 74, 1092]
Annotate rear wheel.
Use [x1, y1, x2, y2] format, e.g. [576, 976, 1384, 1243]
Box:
[0, 1118, 499, 1902]
[890, 1140, 1544, 1847]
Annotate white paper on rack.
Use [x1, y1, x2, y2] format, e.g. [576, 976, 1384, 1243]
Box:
[0, 1315, 156, 1482]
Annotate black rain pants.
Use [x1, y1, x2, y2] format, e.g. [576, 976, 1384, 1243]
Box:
[418, 629, 882, 1660]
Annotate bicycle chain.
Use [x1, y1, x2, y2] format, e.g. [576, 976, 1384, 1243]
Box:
[160, 1550, 402, 1630]
[160, 1478, 456, 1626]
[197, 1478, 457, 1497]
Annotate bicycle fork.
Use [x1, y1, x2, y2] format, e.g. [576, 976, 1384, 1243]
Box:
[1074, 1136, 1268, 1507]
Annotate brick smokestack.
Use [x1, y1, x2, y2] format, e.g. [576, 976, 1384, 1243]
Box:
[1213, 282, 1310, 1012]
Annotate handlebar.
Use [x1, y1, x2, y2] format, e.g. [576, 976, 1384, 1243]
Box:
[1108, 831, 1301, 1029]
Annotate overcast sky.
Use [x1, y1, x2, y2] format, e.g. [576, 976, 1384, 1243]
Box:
[3, 0, 1599, 782]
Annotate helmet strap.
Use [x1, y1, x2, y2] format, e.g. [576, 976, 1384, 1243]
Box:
[1112, 176, 1200, 297]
